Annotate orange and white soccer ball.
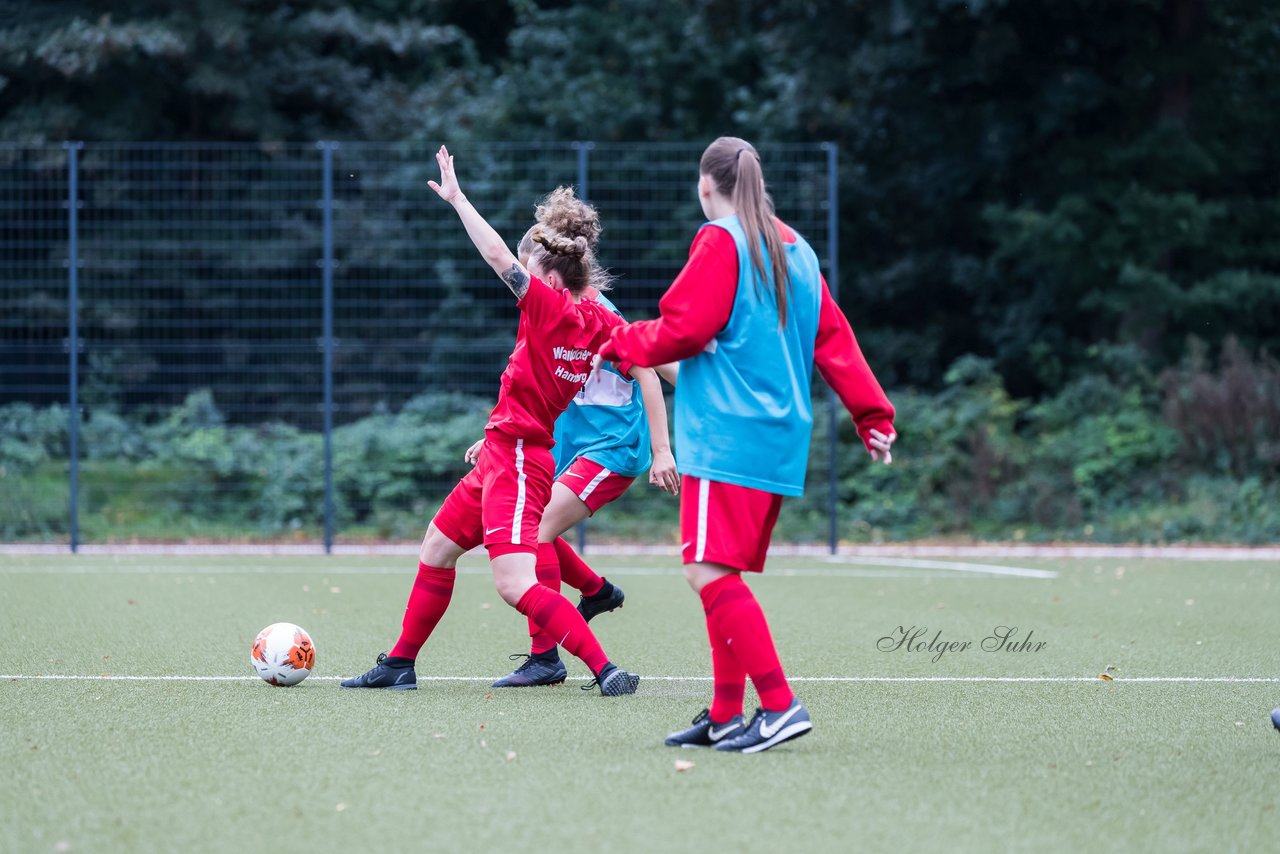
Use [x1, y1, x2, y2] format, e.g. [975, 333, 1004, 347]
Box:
[250, 622, 316, 686]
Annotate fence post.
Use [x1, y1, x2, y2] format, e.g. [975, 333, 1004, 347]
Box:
[824, 142, 840, 555]
[572, 141, 593, 554]
[319, 142, 336, 554]
[64, 141, 83, 554]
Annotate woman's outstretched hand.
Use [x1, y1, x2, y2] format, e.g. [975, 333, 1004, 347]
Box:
[427, 145, 462, 202]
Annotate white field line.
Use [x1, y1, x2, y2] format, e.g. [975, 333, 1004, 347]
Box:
[0, 562, 1050, 580]
[823, 556, 1056, 579]
[5, 543, 1280, 561]
[4, 674, 1280, 684]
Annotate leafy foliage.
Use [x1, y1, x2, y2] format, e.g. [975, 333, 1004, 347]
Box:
[3, 1, 1276, 399]
[6, 345, 1279, 544]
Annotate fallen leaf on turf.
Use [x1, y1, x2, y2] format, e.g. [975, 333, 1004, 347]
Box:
[674, 760, 695, 773]
[484, 692, 494, 701]
[505, 751, 517, 762]
[478, 724, 486, 731]
[127, 600, 136, 605]
[1097, 673, 1114, 681]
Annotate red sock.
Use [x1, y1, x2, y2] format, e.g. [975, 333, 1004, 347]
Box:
[703, 607, 746, 722]
[514, 584, 609, 674]
[389, 563, 456, 661]
[528, 543, 560, 655]
[555, 537, 604, 596]
[700, 573, 793, 712]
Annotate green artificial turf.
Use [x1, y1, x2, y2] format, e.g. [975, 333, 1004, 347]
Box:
[2, 553, 1278, 853]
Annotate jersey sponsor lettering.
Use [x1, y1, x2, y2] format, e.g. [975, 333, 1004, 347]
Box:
[554, 365, 590, 384]
[553, 346, 593, 362]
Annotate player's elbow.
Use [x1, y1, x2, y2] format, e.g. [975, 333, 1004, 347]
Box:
[480, 240, 511, 269]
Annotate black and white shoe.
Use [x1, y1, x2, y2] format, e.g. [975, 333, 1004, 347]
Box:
[339, 652, 417, 690]
[582, 662, 640, 696]
[491, 652, 568, 688]
[713, 699, 812, 753]
[577, 579, 625, 623]
[664, 708, 747, 748]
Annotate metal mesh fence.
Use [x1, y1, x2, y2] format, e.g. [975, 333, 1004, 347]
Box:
[0, 141, 837, 549]
[0, 144, 68, 406]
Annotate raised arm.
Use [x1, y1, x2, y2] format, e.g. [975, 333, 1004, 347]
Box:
[428, 145, 531, 299]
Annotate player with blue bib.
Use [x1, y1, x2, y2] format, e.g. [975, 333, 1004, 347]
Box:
[601, 137, 898, 752]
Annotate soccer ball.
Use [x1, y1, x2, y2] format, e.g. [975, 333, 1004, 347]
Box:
[250, 622, 316, 686]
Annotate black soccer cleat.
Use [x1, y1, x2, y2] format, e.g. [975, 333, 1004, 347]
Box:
[339, 652, 417, 690]
[582, 662, 640, 696]
[1272, 707, 1280, 732]
[577, 579, 625, 623]
[664, 708, 747, 749]
[713, 699, 812, 754]
[491, 652, 568, 688]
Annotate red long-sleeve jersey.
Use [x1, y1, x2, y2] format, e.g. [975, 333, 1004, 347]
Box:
[600, 221, 895, 450]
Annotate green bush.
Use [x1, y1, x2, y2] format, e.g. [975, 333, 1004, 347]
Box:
[4, 350, 1279, 544]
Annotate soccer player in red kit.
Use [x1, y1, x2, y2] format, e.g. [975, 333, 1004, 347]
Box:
[341, 146, 640, 696]
[600, 136, 897, 749]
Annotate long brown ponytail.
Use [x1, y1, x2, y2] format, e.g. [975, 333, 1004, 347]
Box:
[699, 136, 790, 323]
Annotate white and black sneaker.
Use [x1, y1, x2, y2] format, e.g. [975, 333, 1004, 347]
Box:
[582, 662, 640, 696]
[713, 699, 811, 753]
[664, 708, 747, 748]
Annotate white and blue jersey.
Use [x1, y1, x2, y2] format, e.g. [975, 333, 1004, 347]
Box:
[552, 294, 652, 478]
[674, 215, 824, 497]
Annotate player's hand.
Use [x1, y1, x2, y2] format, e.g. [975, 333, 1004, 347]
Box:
[463, 438, 483, 466]
[589, 353, 604, 378]
[648, 448, 679, 495]
[868, 428, 896, 465]
[427, 145, 462, 202]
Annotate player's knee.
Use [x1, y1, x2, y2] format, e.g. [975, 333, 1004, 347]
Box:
[419, 525, 462, 567]
[492, 572, 533, 607]
[683, 563, 703, 590]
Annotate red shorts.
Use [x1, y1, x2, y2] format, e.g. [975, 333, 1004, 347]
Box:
[556, 456, 635, 516]
[680, 475, 783, 574]
[432, 436, 554, 557]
